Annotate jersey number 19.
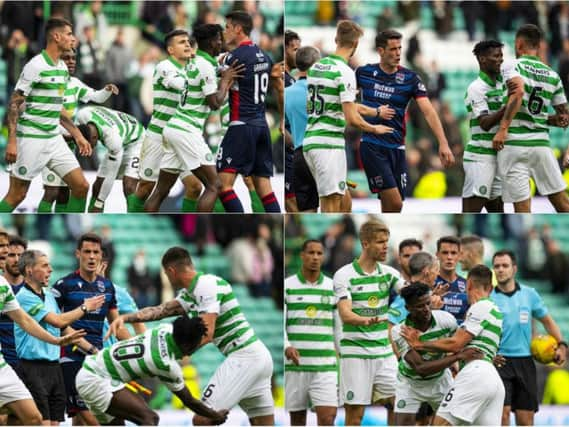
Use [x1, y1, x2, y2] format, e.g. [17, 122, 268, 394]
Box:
[254, 72, 269, 104]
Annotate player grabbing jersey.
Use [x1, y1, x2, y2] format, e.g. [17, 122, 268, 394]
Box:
[0, 18, 92, 213]
[493, 24, 569, 212]
[355, 30, 454, 213]
[76, 106, 144, 212]
[107, 247, 275, 425]
[401, 265, 504, 426]
[304, 21, 393, 213]
[39, 47, 118, 213]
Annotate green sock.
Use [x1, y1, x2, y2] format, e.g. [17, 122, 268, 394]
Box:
[181, 198, 198, 212]
[250, 190, 265, 213]
[54, 202, 67, 213]
[37, 200, 53, 213]
[66, 195, 86, 213]
[127, 194, 145, 212]
[213, 197, 225, 212]
[0, 200, 15, 213]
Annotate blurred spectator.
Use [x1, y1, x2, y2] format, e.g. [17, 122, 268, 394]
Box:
[2, 29, 37, 104]
[127, 249, 158, 307]
[321, 216, 357, 274]
[405, 32, 421, 67]
[544, 239, 569, 295]
[77, 23, 106, 89]
[520, 228, 546, 279]
[432, 1, 454, 39]
[127, 46, 161, 125]
[100, 225, 116, 279]
[0, 2, 42, 43]
[549, 2, 569, 58]
[74, 0, 109, 48]
[426, 60, 446, 101]
[559, 39, 569, 98]
[376, 6, 395, 32]
[105, 28, 132, 112]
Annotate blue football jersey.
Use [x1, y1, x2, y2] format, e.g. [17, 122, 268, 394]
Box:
[0, 283, 23, 365]
[52, 271, 117, 362]
[224, 41, 273, 126]
[434, 274, 469, 324]
[356, 64, 427, 149]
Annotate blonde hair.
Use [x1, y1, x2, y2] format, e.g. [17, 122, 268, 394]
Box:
[359, 219, 390, 243]
[336, 20, 364, 48]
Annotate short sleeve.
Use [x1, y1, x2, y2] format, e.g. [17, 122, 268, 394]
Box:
[413, 74, 428, 99]
[552, 77, 567, 106]
[163, 361, 186, 392]
[390, 324, 410, 358]
[338, 68, 357, 103]
[333, 268, 351, 301]
[175, 289, 193, 312]
[201, 63, 218, 97]
[437, 310, 459, 333]
[529, 288, 548, 319]
[461, 302, 488, 337]
[0, 284, 20, 313]
[468, 84, 491, 118]
[15, 61, 41, 96]
[193, 276, 220, 314]
[501, 60, 520, 82]
[108, 282, 118, 311]
[17, 291, 49, 323]
[51, 279, 65, 308]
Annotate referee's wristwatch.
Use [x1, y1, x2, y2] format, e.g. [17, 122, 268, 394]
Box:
[80, 304, 88, 313]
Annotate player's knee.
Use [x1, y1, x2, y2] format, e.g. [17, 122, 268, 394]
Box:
[140, 410, 159, 426]
[24, 409, 43, 425]
[317, 414, 335, 426]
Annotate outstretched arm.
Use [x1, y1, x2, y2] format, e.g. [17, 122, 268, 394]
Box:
[401, 325, 474, 353]
[173, 387, 228, 424]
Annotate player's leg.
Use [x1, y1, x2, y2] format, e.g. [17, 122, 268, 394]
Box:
[315, 407, 337, 426]
[242, 176, 265, 213]
[130, 132, 164, 212]
[528, 146, 569, 212]
[191, 164, 220, 212]
[547, 191, 569, 212]
[340, 359, 373, 426]
[88, 177, 105, 213]
[394, 412, 416, 426]
[309, 371, 338, 426]
[39, 168, 64, 212]
[498, 146, 531, 213]
[340, 191, 352, 213]
[119, 142, 141, 207]
[251, 126, 280, 212]
[462, 196, 488, 212]
[303, 149, 346, 213]
[252, 176, 280, 212]
[0, 364, 42, 425]
[510, 357, 538, 426]
[378, 188, 403, 212]
[373, 356, 397, 425]
[289, 411, 307, 425]
[105, 389, 159, 426]
[122, 176, 138, 201]
[344, 404, 366, 426]
[432, 414, 453, 425]
[4, 400, 43, 425]
[485, 197, 504, 212]
[62, 362, 99, 426]
[0, 176, 31, 211]
[320, 194, 342, 212]
[285, 145, 298, 212]
[144, 169, 179, 212]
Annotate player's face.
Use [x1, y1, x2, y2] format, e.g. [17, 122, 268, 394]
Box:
[56, 25, 75, 51]
[0, 236, 8, 271]
[31, 256, 52, 286]
[212, 33, 223, 57]
[493, 255, 516, 285]
[169, 35, 192, 61]
[285, 39, 300, 69]
[398, 245, 421, 277]
[76, 241, 103, 274]
[61, 49, 77, 75]
[300, 242, 324, 273]
[483, 47, 503, 75]
[224, 19, 239, 46]
[422, 260, 440, 287]
[437, 243, 460, 272]
[363, 232, 389, 262]
[459, 246, 474, 271]
[379, 38, 402, 68]
[5, 244, 25, 277]
[407, 293, 431, 323]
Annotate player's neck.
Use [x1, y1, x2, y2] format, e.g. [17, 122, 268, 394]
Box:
[171, 56, 188, 66]
[44, 44, 61, 63]
[439, 269, 457, 283]
[26, 281, 43, 295]
[469, 289, 487, 305]
[79, 269, 97, 283]
[301, 267, 320, 284]
[379, 62, 397, 74]
[497, 279, 516, 293]
[334, 47, 352, 63]
[3, 273, 21, 286]
[235, 35, 250, 46]
[518, 49, 539, 59]
[412, 314, 431, 331]
[357, 254, 379, 274]
[482, 69, 499, 82]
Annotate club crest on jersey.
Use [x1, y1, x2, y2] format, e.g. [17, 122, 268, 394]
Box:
[458, 281, 466, 292]
[321, 296, 330, 305]
[96, 281, 105, 292]
[395, 72, 405, 84]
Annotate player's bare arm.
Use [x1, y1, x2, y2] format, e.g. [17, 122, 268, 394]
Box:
[492, 76, 524, 151]
[538, 314, 567, 365]
[357, 103, 395, 120]
[60, 109, 92, 156]
[5, 90, 26, 163]
[62, 326, 99, 354]
[404, 346, 483, 377]
[478, 106, 506, 131]
[401, 325, 473, 353]
[415, 96, 455, 167]
[173, 387, 228, 424]
[270, 60, 284, 116]
[343, 102, 393, 135]
[208, 60, 245, 109]
[337, 298, 381, 326]
[107, 307, 132, 340]
[548, 103, 569, 128]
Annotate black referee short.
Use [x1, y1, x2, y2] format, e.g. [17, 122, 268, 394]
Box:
[18, 359, 66, 422]
[293, 147, 319, 211]
[497, 356, 539, 412]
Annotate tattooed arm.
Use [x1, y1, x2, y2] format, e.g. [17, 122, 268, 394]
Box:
[104, 300, 185, 340]
[5, 90, 26, 163]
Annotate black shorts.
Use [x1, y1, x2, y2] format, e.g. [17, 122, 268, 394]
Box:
[18, 359, 66, 422]
[62, 361, 89, 416]
[360, 141, 407, 198]
[293, 147, 318, 211]
[497, 356, 538, 412]
[285, 145, 295, 199]
[216, 124, 273, 177]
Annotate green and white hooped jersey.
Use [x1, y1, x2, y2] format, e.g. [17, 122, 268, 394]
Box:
[285, 271, 337, 372]
[15, 50, 69, 139]
[464, 72, 506, 161]
[64, 76, 111, 119]
[502, 55, 567, 147]
[391, 310, 458, 381]
[76, 106, 144, 148]
[147, 57, 187, 137]
[167, 50, 218, 135]
[82, 323, 185, 392]
[176, 273, 258, 356]
[462, 298, 503, 362]
[0, 278, 20, 369]
[304, 54, 357, 152]
[334, 259, 404, 359]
